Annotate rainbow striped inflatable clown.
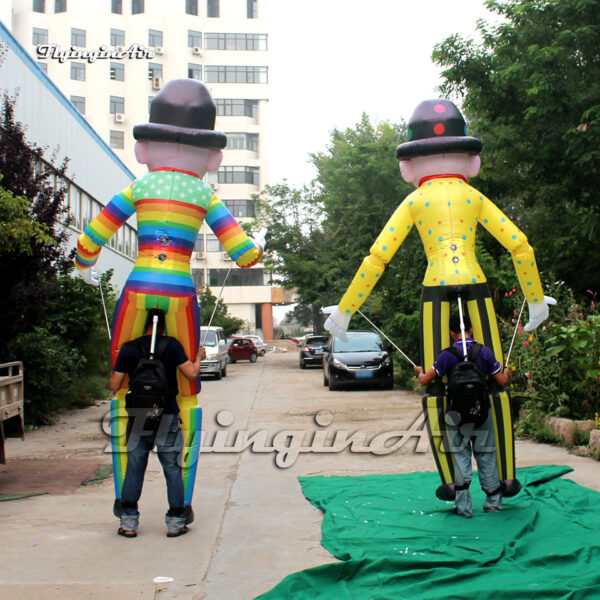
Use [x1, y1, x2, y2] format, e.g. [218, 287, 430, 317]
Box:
[325, 99, 555, 501]
[75, 79, 263, 516]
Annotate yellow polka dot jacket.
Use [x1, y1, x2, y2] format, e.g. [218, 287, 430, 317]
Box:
[338, 175, 544, 315]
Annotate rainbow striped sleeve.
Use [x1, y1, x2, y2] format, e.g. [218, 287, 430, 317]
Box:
[75, 185, 135, 269]
[205, 194, 261, 268]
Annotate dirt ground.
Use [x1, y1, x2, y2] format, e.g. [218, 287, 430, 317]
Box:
[1, 351, 599, 599]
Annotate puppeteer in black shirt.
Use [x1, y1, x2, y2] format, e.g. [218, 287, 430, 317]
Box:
[114, 335, 189, 416]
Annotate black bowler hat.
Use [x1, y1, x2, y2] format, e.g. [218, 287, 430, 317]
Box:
[133, 79, 226, 149]
[396, 99, 481, 159]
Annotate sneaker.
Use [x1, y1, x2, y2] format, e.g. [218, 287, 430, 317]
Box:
[452, 507, 473, 519]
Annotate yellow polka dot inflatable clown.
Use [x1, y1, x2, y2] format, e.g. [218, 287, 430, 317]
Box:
[324, 99, 555, 499]
[75, 80, 265, 519]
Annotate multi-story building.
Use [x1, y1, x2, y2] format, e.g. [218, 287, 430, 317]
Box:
[7, 0, 279, 338]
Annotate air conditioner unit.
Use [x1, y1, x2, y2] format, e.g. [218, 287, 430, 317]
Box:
[114, 113, 125, 123]
[192, 47, 202, 56]
[194, 251, 206, 260]
[222, 252, 232, 261]
[152, 76, 162, 90]
[154, 46, 164, 55]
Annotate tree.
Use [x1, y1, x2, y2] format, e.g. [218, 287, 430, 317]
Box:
[198, 286, 244, 337]
[0, 93, 71, 357]
[433, 0, 600, 294]
[253, 115, 426, 356]
[312, 115, 425, 356]
[251, 182, 329, 332]
[0, 93, 114, 424]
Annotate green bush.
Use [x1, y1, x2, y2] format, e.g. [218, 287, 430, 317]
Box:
[10, 327, 84, 425]
[501, 282, 600, 420]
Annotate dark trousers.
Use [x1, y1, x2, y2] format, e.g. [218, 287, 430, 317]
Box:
[121, 413, 184, 516]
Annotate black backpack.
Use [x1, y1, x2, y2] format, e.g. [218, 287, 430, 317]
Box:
[125, 337, 170, 421]
[446, 343, 489, 427]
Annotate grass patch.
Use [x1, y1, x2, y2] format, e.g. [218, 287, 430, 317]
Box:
[82, 463, 112, 486]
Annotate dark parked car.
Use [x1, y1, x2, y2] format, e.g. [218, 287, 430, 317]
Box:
[227, 337, 258, 363]
[323, 330, 393, 391]
[299, 335, 329, 369]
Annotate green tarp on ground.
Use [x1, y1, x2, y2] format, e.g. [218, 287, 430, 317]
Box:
[257, 466, 600, 599]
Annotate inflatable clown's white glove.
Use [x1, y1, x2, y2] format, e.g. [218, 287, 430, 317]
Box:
[250, 227, 267, 253]
[79, 266, 99, 287]
[323, 305, 350, 342]
[524, 295, 556, 331]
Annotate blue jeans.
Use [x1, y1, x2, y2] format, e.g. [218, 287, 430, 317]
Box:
[121, 413, 184, 518]
[447, 411, 502, 516]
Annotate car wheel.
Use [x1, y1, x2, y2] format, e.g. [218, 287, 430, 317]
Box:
[250, 353, 257, 363]
[384, 378, 394, 390]
[221, 362, 227, 377]
[300, 358, 306, 369]
[328, 377, 341, 391]
[214, 368, 222, 380]
[323, 373, 329, 386]
[230, 358, 236, 364]
[260, 349, 266, 356]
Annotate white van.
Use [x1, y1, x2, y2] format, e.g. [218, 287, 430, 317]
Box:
[199, 326, 228, 380]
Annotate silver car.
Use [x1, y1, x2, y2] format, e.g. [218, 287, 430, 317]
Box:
[200, 326, 228, 379]
[243, 335, 268, 356]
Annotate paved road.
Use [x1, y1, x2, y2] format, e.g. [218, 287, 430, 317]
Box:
[1, 351, 599, 599]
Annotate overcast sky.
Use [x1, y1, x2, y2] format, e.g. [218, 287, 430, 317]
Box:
[267, 0, 497, 187]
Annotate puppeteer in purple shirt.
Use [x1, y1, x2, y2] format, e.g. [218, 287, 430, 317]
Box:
[433, 338, 502, 378]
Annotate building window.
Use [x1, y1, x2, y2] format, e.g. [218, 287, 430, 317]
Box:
[224, 200, 255, 218]
[187, 63, 202, 81]
[110, 62, 124, 81]
[217, 166, 259, 185]
[70, 95, 85, 114]
[207, 0, 219, 17]
[148, 29, 163, 47]
[247, 0, 257, 18]
[191, 268, 204, 290]
[70, 186, 81, 229]
[206, 234, 223, 252]
[209, 268, 264, 287]
[111, 28, 125, 46]
[205, 33, 267, 51]
[216, 99, 259, 119]
[111, 0, 122, 13]
[186, 0, 198, 15]
[110, 130, 124, 149]
[55, 0, 66, 12]
[226, 132, 259, 152]
[188, 30, 202, 48]
[33, 0, 45, 13]
[71, 28, 86, 47]
[70, 62, 85, 81]
[37, 62, 48, 73]
[109, 96, 124, 114]
[132, 0, 144, 14]
[205, 65, 268, 84]
[194, 234, 205, 252]
[32, 27, 48, 45]
[148, 62, 163, 80]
